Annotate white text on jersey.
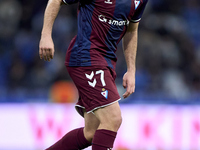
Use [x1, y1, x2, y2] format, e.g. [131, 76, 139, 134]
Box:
[104, 0, 112, 4]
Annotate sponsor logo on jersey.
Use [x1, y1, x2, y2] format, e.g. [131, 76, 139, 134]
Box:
[101, 88, 108, 99]
[134, 0, 140, 10]
[98, 15, 129, 26]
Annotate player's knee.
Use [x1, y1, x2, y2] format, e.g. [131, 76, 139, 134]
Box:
[102, 113, 122, 131]
[111, 114, 122, 131]
[84, 128, 96, 142]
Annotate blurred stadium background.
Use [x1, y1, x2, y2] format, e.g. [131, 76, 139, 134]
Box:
[0, 0, 200, 149]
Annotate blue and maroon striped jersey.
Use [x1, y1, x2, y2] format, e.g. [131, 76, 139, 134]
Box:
[63, 0, 148, 69]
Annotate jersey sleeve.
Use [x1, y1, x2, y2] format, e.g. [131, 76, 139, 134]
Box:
[63, 0, 79, 5]
[130, 0, 148, 23]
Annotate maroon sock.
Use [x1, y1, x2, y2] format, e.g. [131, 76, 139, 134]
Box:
[92, 129, 117, 150]
[46, 127, 91, 150]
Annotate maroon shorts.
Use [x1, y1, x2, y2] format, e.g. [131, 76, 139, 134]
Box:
[66, 66, 121, 117]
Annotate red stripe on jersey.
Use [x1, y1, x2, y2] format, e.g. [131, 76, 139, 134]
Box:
[65, 35, 77, 66]
[116, 0, 135, 45]
[89, 0, 116, 66]
[128, 0, 137, 21]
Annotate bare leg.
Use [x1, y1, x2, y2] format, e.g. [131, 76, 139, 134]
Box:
[94, 102, 122, 132]
[92, 102, 122, 149]
[83, 111, 100, 142]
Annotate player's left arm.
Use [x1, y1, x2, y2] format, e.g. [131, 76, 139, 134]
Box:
[122, 22, 139, 98]
[39, 0, 65, 62]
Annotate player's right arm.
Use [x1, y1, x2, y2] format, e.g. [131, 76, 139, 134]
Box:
[39, 0, 64, 61]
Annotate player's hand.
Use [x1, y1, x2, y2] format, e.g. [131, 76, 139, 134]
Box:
[39, 35, 55, 62]
[122, 71, 135, 98]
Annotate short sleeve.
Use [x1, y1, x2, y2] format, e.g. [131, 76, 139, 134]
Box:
[63, 0, 80, 5]
[131, 0, 148, 23]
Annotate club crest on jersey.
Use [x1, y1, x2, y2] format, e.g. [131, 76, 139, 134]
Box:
[101, 88, 108, 99]
[134, 0, 140, 10]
